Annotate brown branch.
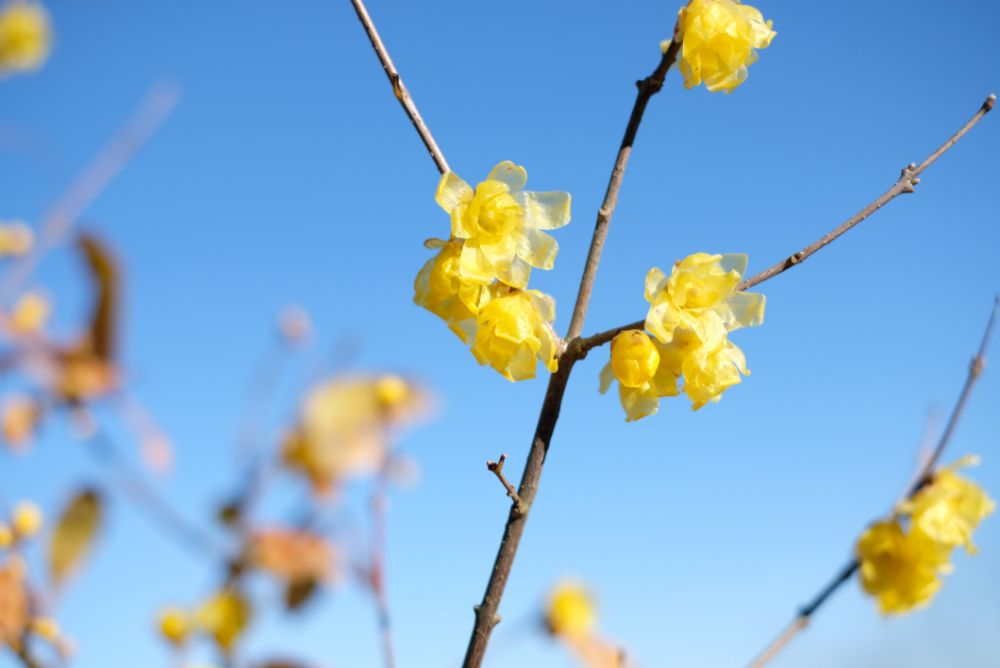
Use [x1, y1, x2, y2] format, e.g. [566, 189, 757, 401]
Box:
[575, 93, 996, 357]
[348, 0, 450, 175]
[746, 296, 999, 668]
[486, 454, 525, 514]
[461, 39, 682, 668]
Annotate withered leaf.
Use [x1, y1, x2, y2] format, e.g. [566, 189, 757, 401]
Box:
[0, 559, 28, 648]
[284, 578, 319, 612]
[48, 488, 103, 587]
[76, 234, 119, 362]
[249, 529, 333, 583]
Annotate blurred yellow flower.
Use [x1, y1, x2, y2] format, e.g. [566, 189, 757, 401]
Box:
[0, 557, 29, 648]
[672, 0, 775, 94]
[11, 501, 41, 538]
[903, 456, 995, 555]
[193, 591, 250, 652]
[414, 238, 491, 343]
[0, 524, 11, 548]
[645, 253, 764, 350]
[0, 221, 32, 257]
[9, 291, 49, 334]
[544, 581, 596, 638]
[0, 1, 50, 75]
[471, 287, 559, 382]
[283, 374, 430, 492]
[599, 330, 679, 421]
[856, 520, 951, 615]
[29, 616, 59, 642]
[436, 161, 570, 289]
[157, 606, 191, 646]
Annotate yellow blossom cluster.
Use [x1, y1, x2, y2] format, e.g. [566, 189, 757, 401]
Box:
[601, 253, 764, 420]
[0, 500, 43, 547]
[415, 161, 570, 381]
[667, 0, 775, 94]
[157, 590, 252, 653]
[856, 456, 995, 614]
[0, 1, 50, 75]
[282, 373, 430, 493]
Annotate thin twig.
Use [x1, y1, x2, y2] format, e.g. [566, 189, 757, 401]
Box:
[1, 82, 180, 302]
[86, 424, 229, 558]
[575, 93, 996, 357]
[14, 642, 45, 668]
[746, 297, 999, 668]
[486, 454, 525, 513]
[349, 0, 450, 174]
[461, 39, 682, 668]
[369, 462, 396, 668]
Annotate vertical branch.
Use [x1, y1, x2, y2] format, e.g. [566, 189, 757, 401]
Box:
[349, 0, 450, 175]
[462, 39, 681, 668]
[746, 297, 999, 668]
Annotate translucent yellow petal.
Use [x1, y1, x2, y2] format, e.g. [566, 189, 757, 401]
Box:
[435, 172, 473, 214]
[517, 228, 559, 270]
[486, 161, 527, 192]
[619, 384, 661, 422]
[513, 191, 572, 230]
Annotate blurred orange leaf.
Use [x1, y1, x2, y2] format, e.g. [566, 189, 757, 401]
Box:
[0, 558, 28, 648]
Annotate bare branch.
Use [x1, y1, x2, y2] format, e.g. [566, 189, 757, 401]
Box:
[461, 38, 682, 668]
[746, 297, 999, 668]
[486, 454, 525, 514]
[348, 0, 450, 174]
[575, 94, 996, 357]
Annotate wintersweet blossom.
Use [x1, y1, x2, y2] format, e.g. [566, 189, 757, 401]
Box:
[645, 253, 764, 350]
[0, 1, 50, 74]
[668, 329, 749, 410]
[544, 582, 596, 638]
[282, 375, 429, 493]
[435, 161, 571, 289]
[471, 287, 559, 382]
[856, 520, 952, 615]
[903, 456, 995, 555]
[599, 330, 679, 421]
[0, 221, 33, 257]
[671, 0, 775, 94]
[413, 238, 492, 342]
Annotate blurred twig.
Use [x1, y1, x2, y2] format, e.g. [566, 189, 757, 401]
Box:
[1, 82, 180, 302]
[85, 423, 229, 559]
[369, 461, 396, 668]
[746, 296, 999, 668]
[349, 0, 449, 174]
[575, 93, 996, 356]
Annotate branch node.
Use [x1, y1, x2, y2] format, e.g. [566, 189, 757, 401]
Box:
[899, 162, 919, 193]
[487, 454, 526, 514]
[971, 356, 985, 378]
[985, 93, 996, 112]
[473, 605, 501, 629]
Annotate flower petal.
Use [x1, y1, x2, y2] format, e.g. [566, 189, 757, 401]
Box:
[487, 161, 527, 192]
[435, 172, 473, 213]
[514, 191, 571, 230]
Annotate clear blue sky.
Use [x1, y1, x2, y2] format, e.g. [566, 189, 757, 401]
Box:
[2, 1, 999, 667]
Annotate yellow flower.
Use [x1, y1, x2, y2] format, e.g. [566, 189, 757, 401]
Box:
[29, 617, 59, 643]
[282, 374, 430, 492]
[645, 253, 764, 350]
[0, 221, 33, 257]
[0, 1, 51, 74]
[599, 330, 679, 421]
[1, 394, 40, 448]
[672, 0, 775, 94]
[11, 501, 42, 538]
[414, 238, 492, 343]
[0, 523, 11, 548]
[435, 161, 571, 289]
[157, 607, 191, 646]
[855, 520, 951, 615]
[471, 287, 559, 382]
[193, 591, 251, 652]
[9, 292, 49, 334]
[544, 581, 596, 638]
[903, 456, 995, 555]
[669, 329, 749, 410]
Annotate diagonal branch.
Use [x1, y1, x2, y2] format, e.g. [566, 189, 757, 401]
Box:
[574, 93, 996, 356]
[349, 0, 450, 174]
[746, 296, 999, 668]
